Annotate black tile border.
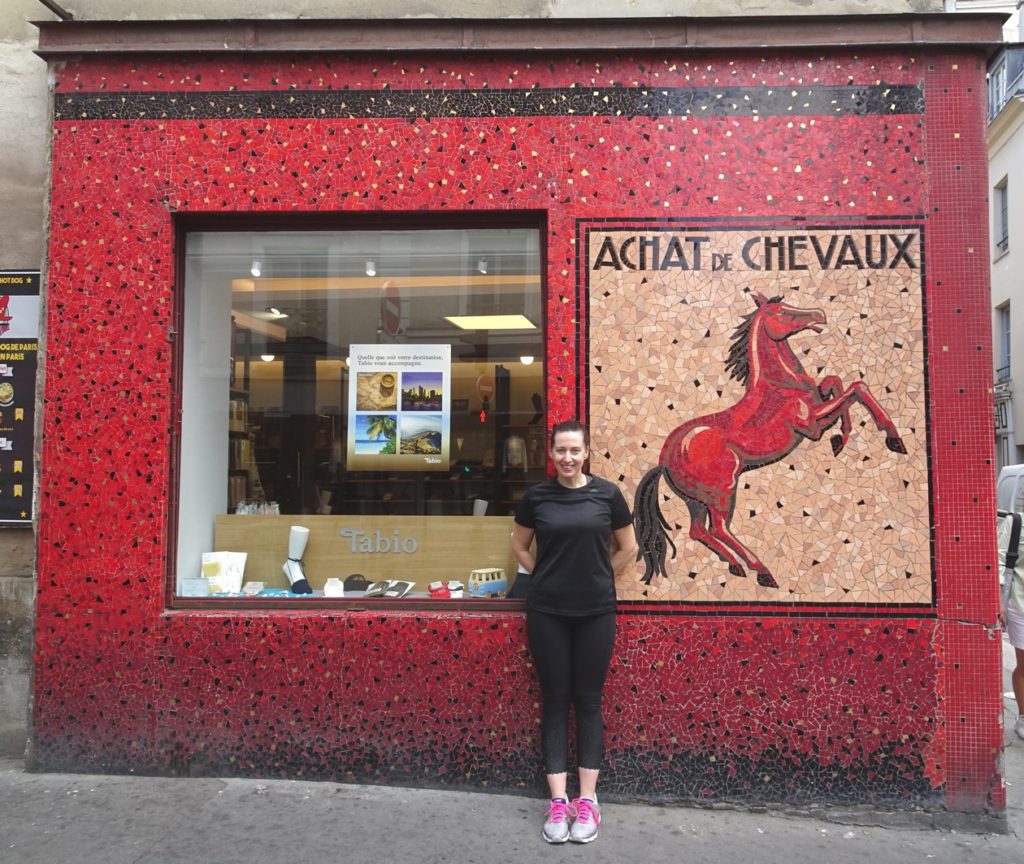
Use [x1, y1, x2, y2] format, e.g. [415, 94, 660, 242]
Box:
[54, 84, 924, 122]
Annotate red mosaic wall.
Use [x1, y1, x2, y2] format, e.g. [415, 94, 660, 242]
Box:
[34, 47, 1001, 812]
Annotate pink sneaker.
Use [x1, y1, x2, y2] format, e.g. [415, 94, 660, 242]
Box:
[542, 797, 572, 844]
[569, 797, 600, 843]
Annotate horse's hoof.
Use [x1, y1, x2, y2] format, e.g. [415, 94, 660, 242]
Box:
[756, 571, 778, 588]
[728, 564, 745, 578]
[886, 435, 907, 455]
[830, 434, 845, 456]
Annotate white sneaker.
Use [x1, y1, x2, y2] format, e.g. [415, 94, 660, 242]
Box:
[1015, 715, 1024, 741]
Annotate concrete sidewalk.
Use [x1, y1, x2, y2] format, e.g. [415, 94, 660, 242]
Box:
[1, 641, 1022, 864]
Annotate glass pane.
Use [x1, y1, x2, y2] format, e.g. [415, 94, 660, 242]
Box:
[177, 225, 544, 599]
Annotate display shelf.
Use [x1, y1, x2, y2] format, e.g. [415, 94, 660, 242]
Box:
[206, 590, 522, 602]
[213, 513, 518, 591]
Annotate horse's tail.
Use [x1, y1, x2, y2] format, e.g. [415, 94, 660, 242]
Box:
[633, 466, 677, 584]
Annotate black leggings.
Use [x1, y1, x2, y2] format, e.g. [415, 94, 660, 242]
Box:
[526, 609, 617, 775]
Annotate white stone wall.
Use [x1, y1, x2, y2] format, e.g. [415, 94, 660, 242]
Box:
[948, 1, 1020, 42]
[0, 0, 46, 758]
[7, 0, 946, 24]
[1, 0, 48, 267]
[989, 89, 1024, 465]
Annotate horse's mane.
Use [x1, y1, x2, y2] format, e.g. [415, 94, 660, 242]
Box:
[724, 295, 784, 387]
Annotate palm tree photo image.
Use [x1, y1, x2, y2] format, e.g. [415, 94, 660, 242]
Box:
[355, 414, 398, 455]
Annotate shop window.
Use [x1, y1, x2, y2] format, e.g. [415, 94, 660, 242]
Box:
[174, 220, 545, 603]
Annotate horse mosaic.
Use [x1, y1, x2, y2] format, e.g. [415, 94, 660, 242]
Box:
[634, 292, 907, 589]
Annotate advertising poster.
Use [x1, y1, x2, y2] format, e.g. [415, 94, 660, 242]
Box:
[347, 344, 451, 471]
[0, 270, 39, 524]
[584, 222, 928, 606]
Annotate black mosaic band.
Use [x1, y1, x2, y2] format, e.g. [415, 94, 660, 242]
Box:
[54, 84, 923, 122]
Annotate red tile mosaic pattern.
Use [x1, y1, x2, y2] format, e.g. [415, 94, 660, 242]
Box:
[35, 48, 1000, 812]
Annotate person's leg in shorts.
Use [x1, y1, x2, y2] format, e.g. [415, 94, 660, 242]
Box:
[1005, 601, 1024, 739]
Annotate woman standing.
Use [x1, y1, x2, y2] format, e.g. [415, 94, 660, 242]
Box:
[511, 420, 638, 844]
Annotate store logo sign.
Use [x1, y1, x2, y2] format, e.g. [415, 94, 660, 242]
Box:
[339, 527, 419, 555]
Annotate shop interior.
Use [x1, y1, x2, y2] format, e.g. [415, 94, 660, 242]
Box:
[220, 226, 547, 519]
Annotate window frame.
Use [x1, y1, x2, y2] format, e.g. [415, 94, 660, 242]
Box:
[989, 59, 1007, 121]
[995, 178, 1010, 258]
[997, 302, 1011, 383]
[167, 210, 548, 611]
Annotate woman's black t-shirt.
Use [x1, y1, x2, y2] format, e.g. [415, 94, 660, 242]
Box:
[514, 476, 633, 616]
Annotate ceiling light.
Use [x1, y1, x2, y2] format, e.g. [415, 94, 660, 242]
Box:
[260, 354, 275, 362]
[250, 260, 261, 278]
[365, 260, 376, 277]
[519, 355, 535, 366]
[477, 258, 488, 274]
[444, 314, 537, 331]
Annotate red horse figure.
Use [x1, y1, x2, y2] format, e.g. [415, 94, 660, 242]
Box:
[634, 292, 907, 588]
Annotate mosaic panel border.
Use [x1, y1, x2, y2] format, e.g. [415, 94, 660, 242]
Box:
[578, 216, 934, 617]
[54, 83, 924, 122]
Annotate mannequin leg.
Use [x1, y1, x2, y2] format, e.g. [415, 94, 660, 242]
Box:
[283, 525, 312, 594]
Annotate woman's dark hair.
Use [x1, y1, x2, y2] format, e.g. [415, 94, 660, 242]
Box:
[549, 419, 589, 449]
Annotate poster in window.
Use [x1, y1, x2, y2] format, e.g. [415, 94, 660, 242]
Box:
[0, 270, 39, 524]
[348, 344, 451, 471]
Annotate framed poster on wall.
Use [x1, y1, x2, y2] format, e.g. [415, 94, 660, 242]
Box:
[347, 344, 452, 471]
[0, 270, 39, 524]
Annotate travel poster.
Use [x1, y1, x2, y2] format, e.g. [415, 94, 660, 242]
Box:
[347, 344, 451, 471]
